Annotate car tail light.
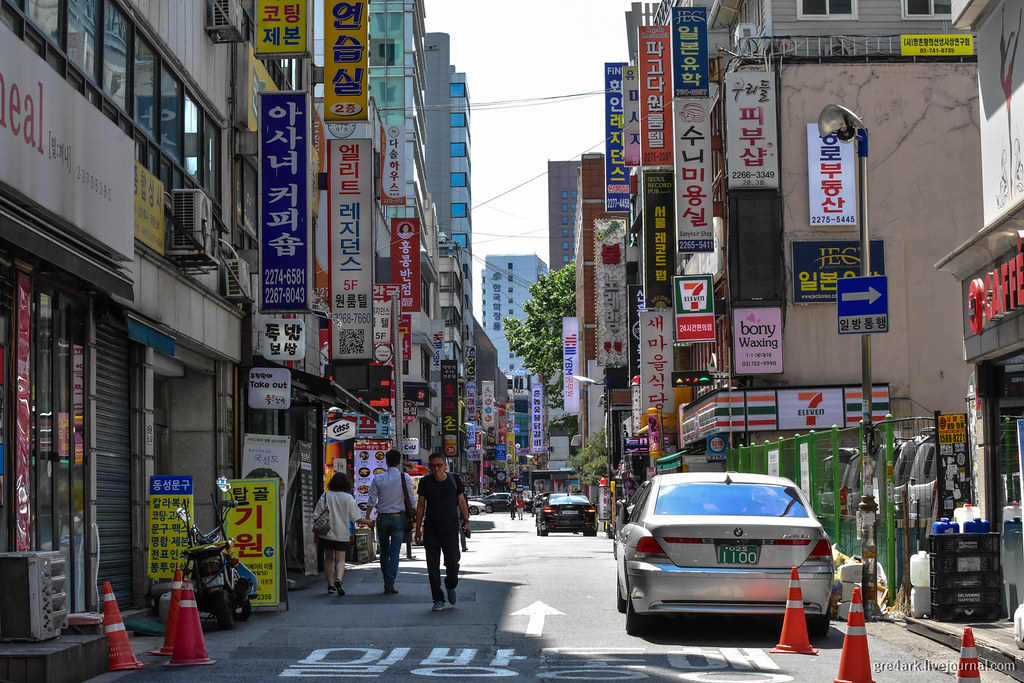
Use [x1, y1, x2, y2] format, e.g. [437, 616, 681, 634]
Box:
[661, 537, 704, 544]
[809, 539, 832, 558]
[543, 507, 553, 514]
[773, 539, 812, 546]
[634, 536, 668, 559]
[586, 507, 596, 513]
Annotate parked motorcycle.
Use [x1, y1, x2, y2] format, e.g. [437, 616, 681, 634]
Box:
[176, 480, 259, 629]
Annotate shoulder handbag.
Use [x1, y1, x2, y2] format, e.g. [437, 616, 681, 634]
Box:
[313, 493, 332, 536]
[400, 473, 416, 534]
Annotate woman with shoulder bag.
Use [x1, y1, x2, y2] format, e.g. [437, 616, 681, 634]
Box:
[313, 473, 371, 596]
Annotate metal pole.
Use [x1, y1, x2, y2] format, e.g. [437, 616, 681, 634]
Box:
[855, 129, 880, 620]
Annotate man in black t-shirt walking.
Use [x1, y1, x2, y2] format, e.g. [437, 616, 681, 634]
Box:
[414, 451, 471, 611]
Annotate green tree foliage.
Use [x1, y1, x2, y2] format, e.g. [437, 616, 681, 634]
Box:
[503, 262, 577, 407]
[569, 428, 608, 484]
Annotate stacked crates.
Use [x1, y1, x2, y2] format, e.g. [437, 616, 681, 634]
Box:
[929, 533, 1002, 621]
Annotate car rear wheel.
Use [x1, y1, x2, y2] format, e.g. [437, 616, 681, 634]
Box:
[807, 614, 830, 639]
[624, 594, 649, 635]
[539, 527, 549, 537]
[615, 575, 627, 614]
[484, 505, 493, 514]
[468, 507, 479, 516]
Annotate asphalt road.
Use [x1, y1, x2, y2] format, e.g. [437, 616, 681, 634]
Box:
[97, 512, 1014, 681]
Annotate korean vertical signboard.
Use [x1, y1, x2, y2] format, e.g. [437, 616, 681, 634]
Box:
[327, 138, 372, 359]
[391, 218, 420, 311]
[807, 123, 856, 226]
[605, 63, 629, 211]
[622, 65, 641, 167]
[671, 7, 709, 97]
[259, 91, 312, 312]
[481, 380, 495, 431]
[596, 219, 628, 366]
[640, 309, 676, 420]
[441, 360, 459, 457]
[255, 0, 311, 57]
[531, 383, 544, 455]
[147, 476, 193, 580]
[563, 317, 580, 413]
[639, 25, 673, 167]
[227, 479, 281, 606]
[643, 171, 675, 308]
[673, 275, 715, 342]
[324, 0, 367, 121]
[725, 72, 779, 189]
[380, 125, 405, 205]
[673, 98, 714, 252]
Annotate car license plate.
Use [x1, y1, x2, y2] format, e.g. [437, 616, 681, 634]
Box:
[717, 544, 760, 565]
[560, 510, 578, 517]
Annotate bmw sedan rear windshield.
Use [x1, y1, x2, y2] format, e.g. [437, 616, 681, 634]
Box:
[654, 482, 809, 517]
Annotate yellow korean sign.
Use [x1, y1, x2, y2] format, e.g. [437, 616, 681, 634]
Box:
[900, 34, 973, 57]
[133, 161, 164, 254]
[324, 0, 368, 121]
[226, 478, 281, 606]
[147, 476, 193, 579]
[255, 0, 310, 57]
[937, 412, 968, 445]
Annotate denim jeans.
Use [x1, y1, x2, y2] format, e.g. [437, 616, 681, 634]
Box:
[376, 513, 405, 587]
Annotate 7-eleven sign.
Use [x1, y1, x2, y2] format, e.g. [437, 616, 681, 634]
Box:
[674, 275, 715, 342]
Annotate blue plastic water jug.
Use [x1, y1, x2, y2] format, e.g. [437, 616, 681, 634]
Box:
[948, 521, 960, 533]
[963, 518, 978, 533]
[933, 518, 950, 534]
[978, 519, 991, 534]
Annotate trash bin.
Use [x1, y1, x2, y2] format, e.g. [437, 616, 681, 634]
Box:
[1002, 516, 1023, 617]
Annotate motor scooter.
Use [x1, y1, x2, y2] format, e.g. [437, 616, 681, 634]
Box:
[176, 479, 259, 629]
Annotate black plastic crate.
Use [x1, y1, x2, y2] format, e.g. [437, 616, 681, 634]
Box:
[929, 533, 1000, 556]
[930, 552, 999, 574]
[929, 570, 1002, 590]
[930, 586, 1001, 607]
[930, 603, 1001, 622]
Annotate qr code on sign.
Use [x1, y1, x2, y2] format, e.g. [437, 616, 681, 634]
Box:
[336, 328, 365, 355]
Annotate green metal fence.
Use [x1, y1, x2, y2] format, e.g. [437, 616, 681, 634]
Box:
[726, 416, 936, 603]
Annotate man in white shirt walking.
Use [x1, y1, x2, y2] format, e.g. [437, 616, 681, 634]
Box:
[366, 449, 416, 594]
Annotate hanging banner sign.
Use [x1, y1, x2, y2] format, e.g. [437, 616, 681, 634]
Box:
[623, 65, 641, 167]
[248, 367, 292, 410]
[674, 97, 714, 253]
[643, 171, 676, 308]
[563, 318, 580, 413]
[323, 0, 368, 121]
[596, 219, 629, 366]
[391, 218, 421, 312]
[605, 63, 629, 211]
[733, 307, 783, 374]
[806, 123, 856, 227]
[673, 274, 716, 342]
[147, 476, 193, 580]
[226, 478, 281, 606]
[639, 25, 673, 166]
[725, 72, 779, 189]
[255, 0, 311, 57]
[380, 125, 405, 205]
[262, 318, 305, 361]
[671, 7, 709, 97]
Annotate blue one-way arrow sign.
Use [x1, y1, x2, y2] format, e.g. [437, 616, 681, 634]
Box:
[836, 275, 888, 335]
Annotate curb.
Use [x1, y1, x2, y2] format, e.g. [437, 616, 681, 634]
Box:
[902, 616, 1024, 681]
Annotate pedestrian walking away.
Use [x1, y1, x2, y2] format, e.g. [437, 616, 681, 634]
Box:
[510, 496, 517, 520]
[515, 494, 524, 520]
[313, 473, 372, 596]
[366, 449, 417, 594]
[414, 451, 471, 611]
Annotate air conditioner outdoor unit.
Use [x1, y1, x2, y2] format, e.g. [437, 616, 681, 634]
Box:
[168, 189, 216, 262]
[206, 0, 244, 43]
[734, 23, 757, 42]
[224, 258, 252, 301]
[0, 551, 67, 641]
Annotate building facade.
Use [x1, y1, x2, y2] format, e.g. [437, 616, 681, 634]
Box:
[548, 160, 581, 269]
[481, 254, 549, 376]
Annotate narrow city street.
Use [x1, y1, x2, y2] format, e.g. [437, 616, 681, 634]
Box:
[97, 513, 1013, 682]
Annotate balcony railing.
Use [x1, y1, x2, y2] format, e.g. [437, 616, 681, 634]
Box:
[736, 34, 974, 60]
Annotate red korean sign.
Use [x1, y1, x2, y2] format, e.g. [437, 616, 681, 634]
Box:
[390, 217, 420, 312]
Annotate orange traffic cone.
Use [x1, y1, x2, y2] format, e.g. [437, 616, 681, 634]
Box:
[102, 581, 146, 671]
[149, 569, 183, 656]
[834, 586, 875, 683]
[165, 578, 215, 667]
[956, 627, 981, 682]
[771, 567, 818, 655]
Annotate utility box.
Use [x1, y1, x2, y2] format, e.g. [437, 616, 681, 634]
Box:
[0, 551, 68, 641]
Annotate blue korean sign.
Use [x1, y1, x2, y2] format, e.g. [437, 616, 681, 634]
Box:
[259, 91, 311, 312]
[792, 240, 885, 304]
[671, 7, 709, 97]
[836, 275, 888, 335]
[604, 63, 629, 211]
[149, 475, 193, 495]
[495, 444, 507, 461]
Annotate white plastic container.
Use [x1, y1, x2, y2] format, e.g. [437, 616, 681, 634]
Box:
[841, 580, 858, 603]
[954, 503, 979, 528]
[838, 562, 863, 583]
[1015, 604, 1024, 650]
[911, 586, 930, 618]
[838, 601, 851, 621]
[1005, 504, 1022, 523]
[910, 550, 930, 587]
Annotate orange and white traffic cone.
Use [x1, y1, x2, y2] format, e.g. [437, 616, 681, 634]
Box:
[956, 627, 981, 682]
[834, 586, 875, 683]
[165, 578, 215, 667]
[771, 567, 818, 655]
[149, 569, 183, 656]
[102, 581, 146, 671]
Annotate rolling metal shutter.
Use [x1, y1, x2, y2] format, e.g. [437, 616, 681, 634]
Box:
[94, 321, 132, 608]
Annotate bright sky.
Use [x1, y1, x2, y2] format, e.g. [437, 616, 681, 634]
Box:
[423, 1, 631, 321]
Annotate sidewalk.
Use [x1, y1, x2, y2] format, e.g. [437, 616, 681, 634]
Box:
[901, 615, 1024, 681]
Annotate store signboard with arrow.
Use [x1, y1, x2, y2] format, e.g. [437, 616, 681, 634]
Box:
[836, 275, 888, 335]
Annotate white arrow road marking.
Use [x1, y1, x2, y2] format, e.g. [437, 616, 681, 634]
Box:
[840, 287, 881, 304]
[511, 601, 564, 637]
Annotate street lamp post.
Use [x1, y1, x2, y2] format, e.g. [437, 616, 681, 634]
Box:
[818, 103, 879, 620]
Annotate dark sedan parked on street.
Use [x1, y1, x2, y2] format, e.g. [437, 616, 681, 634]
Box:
[470, 492, 513, 512]
[536, 494, 598, 536]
